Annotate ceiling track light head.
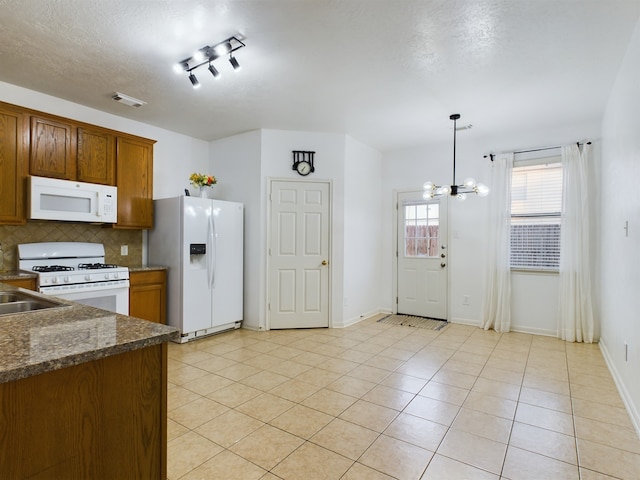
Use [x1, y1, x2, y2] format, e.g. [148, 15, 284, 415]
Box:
[229, 55, 241, 71]
[208, 63, 220, 78]
[188, 72, 200, 89]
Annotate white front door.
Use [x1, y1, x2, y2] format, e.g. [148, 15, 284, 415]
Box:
[397, 191, 448, 319]
[268, 180, 330, 329]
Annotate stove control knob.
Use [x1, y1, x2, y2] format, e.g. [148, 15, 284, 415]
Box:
[64, 276, 71, 283]
[85, 274, 92, 281]
[52, 277, 59, 284]
[113, 272, 119, 279]
[105, 273, 111, 280]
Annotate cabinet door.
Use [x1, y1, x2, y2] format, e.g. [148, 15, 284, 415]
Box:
[30, 116, 76, 179]
[77, 127, 115, 185]
[0, 105, 28, 224]
[129, 270, 166, 324]
[116, 136, 154, 229]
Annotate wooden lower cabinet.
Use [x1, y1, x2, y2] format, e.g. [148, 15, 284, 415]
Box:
[129, 270, 166, 324]
[1, 277, 36, 291]
[0, 343, 169, 479]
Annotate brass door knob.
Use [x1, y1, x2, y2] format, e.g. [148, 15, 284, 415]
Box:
[321, 260, 328, 266]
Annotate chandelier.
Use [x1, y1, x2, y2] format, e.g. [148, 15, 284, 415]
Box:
[422, 114, 489, 201]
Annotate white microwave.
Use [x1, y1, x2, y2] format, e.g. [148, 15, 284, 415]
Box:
[28, 176, 118, 223]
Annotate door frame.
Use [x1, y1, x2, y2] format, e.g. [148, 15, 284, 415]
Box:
[392, 189, 451, 320]
[266, 178, 333, 330]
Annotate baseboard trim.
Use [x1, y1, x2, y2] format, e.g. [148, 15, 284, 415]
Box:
[339, 309, 390, 328]
[599, 339, 640, 439]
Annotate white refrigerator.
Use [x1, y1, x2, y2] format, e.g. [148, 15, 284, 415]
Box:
[148, 196, 244, 342]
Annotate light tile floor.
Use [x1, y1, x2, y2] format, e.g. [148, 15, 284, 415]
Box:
[166, 315, 640, 479]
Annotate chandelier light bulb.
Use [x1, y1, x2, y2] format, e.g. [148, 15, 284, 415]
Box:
[463, 177, 476, 189]
[422, 190, 434, 200]
[440, 185, 451, 195]
[457, 193, 467, 201]
[423, 181, 435, 191]
[476, 183, 490, 197]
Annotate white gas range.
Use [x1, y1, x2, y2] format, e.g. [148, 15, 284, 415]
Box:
[18, 242, 130, 315]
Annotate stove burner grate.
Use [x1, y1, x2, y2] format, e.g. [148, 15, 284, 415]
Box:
[32, 265, 75, 273]
[78, 263, 119, 270]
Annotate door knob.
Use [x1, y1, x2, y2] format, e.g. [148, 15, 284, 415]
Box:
[321, 260, 328, 266]
[440, 262, 446, 268]
[441, 253, 446, 258]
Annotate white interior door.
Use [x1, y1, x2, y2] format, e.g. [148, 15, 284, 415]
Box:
[269, 180, 330, 329]
[397, 191, 448, 319]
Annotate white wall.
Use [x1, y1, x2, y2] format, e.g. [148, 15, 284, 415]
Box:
[343, 137, 383, 326]
[381, 123, 601, 333]
[600, 18, 640, 433]
[261, 129, 347, 328]
[208, 130, 263, 330]
[0, 82, 210, 201]
[210, 129, 385, 330]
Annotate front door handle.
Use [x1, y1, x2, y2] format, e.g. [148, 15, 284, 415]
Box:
[321, 260, 328, 266]
[440, 262, 446, 268]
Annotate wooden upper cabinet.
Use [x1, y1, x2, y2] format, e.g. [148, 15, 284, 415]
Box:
[29, 116, 76, 179]
[77, 127, 115, 185]
[115, 136, 155, 229]
[0, 104, 28, 224]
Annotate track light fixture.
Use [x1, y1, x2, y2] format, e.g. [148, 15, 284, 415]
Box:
[174, 36, 245, 89]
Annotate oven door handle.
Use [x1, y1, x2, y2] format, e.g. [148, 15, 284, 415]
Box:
[207, 213, 216, 289]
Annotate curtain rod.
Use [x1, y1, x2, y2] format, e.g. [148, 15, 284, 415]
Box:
[484, 141, 591, 161]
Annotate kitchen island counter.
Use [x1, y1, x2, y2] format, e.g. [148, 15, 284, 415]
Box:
[0, 282, 178, 479]
[0, 282, 178, 383]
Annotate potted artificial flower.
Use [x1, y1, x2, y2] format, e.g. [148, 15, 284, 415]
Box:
[189, 173, 217, 198]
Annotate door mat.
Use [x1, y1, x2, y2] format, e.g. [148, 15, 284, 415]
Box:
[377, 314, 449, 331]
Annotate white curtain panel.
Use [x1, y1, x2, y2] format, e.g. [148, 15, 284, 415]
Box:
[482, 153, 514, 333]
[558, 143, 595, 342]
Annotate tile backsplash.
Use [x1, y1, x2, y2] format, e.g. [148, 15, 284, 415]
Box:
[0, 221, 142, 272]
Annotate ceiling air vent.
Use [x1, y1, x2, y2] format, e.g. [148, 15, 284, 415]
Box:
[112, 92, 146, 108]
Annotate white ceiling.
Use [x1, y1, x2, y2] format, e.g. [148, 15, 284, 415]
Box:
[0, 0, 638, 152]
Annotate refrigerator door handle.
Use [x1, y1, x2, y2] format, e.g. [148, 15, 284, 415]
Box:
[207, 213, 216, 289]
[207, 212, 217, 288]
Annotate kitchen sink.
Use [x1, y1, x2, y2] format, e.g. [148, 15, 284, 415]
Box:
[0, 291, 69, 316]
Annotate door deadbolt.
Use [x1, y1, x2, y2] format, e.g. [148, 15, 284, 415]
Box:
[440, 262, 446, 268]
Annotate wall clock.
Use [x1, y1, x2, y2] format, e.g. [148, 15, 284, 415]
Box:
[292, 150, 315, 176]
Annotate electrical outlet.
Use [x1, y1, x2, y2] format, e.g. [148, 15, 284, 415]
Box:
[121, 245, 128, 256]
[463, 295, 470, 305]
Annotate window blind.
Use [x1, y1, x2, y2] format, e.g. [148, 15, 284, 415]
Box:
[510, 162, 563, 269]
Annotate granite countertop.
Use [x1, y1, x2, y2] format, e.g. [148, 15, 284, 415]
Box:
[0, 282, 178, 384]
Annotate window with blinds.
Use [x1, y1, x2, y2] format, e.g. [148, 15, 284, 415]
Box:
[510, 160, 563, 270]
